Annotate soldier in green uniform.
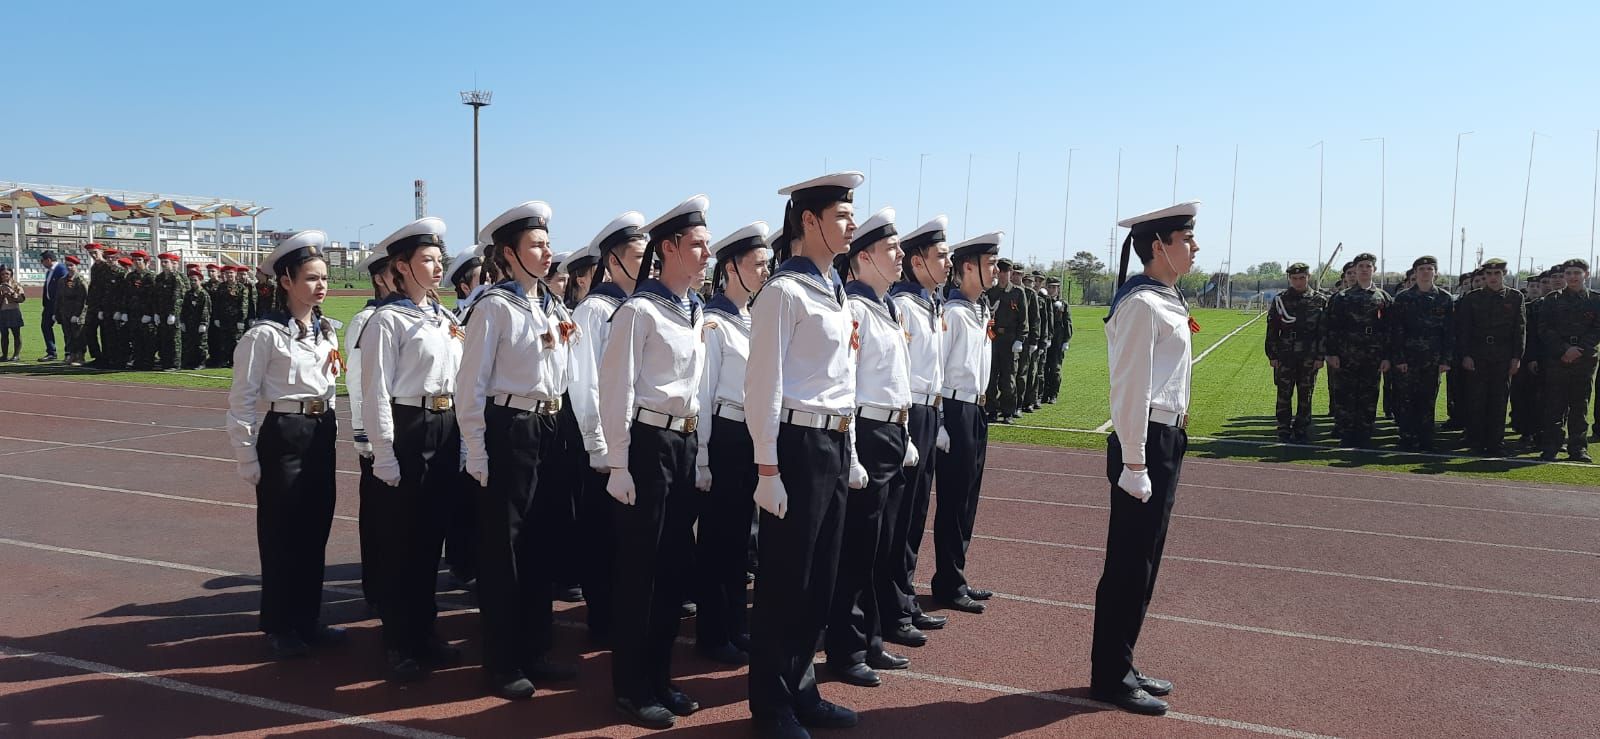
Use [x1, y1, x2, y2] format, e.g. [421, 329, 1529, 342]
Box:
[223, 266, 252, 364]
[1388, 256, 1454, 451]
[81, 244, 109, 364]
[1382, 268, 1417, 421]
[1442, 267, 1480, 432]
[1044, 276, 1072, 404]
[126, 251, 159, 370]
[985, 259, 1024, 423]
[1265, 263, 1328, 442]
[56, 255, 89, 366]
[1324, 252, 1391, 448]
[152, 253, 185, 371]
[1512, 269, 1555, 446]
[1018, 270, 1043, 413]
[202, 264, 222, 365]
[1323, 261, 1356, 416]
[253, 269, 276, 319]
[181, 264, 210, 369]
[105, 253, 134, 369]
[1455, 258, 1525, 456]
[1536, 258, 1600, 462]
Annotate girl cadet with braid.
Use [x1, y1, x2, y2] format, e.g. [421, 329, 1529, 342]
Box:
[225, 230, 346, 661]
[357, 217, 464, 683]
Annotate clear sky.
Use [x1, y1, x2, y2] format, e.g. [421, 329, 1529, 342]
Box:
[8, 0, 1600, 277]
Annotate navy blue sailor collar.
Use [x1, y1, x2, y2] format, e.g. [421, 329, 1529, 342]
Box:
[773, 255, 844, 304]
[1106, 274, 1184, 322]
[705, 292, 743, 317]
[630, 277, 700, 319]
[845, 280, 897, 321]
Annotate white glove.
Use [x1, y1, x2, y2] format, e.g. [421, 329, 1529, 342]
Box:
[237, 459, 261, 486]
[937, 425, 951, 452]
[1117, 466, 1153, 503]
[1011, 340, 1023, 354]
[374, 459, 402, 487]
[607, 469, 636, 505]
[695, 465, 713, 492]
[466, 456, 489, 487]
[212, 319, 220, 327]
[70, 316, 82, 324]
[754, 474, 788, 519]
[353, 440, 373, 458]
[97, 311, 105, 320]
[236, 322, 245, 330]
[848, 461, 868, 490]
[140, 315, 151, 325]
[199, 323, 207, 334]
[167, 314, 176, 326]
[589, 450, 608, 473]
[902, 442, 919, 468]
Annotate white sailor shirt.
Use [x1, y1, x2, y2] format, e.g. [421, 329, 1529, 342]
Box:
[890, 281, 944, 400]
[940, 284, 993, 400]
[569, 283, 627, 456]
[357, 297, 464, 471]
[599, 279, 705, 470]
[745, 257, 858, 467]
[455, 281, 574, 469]
[1105, 276, 1192, 465]
[227, 313, 341, 465]
[695, 293, 751, 468]
[847, 282, 912, 411]
[345, 302, 377, 453]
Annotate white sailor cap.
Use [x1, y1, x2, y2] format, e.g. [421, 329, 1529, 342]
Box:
[444, 244, 484, 287]
[376, 217, 447, 258]
[550, 250, 572, 268]
[848, 207, 896, 256]
[767, 227, 785, 248]
[586, 211, 647, 260]
[949, 231, 1004, 261]
[642, 195, 711, 243]
[778, 171, 865, 199]
[479, 201, 552, 247]
[261, 230, 328, 276]
[355, 250, 390, 275]
[900, 215, 950, 252]
[562, 243, 598, 274]
[711, 221, 770, 260]
[1117, 201, 1200, 232]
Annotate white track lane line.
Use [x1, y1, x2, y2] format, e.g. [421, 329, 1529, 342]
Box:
[0, 375, 231, 394]
[0, 437, 364, 475]
[958, 527, 1600, 604]
[0, 408, 218, 432]
[0, 474, 359, 523]
[987, 465, 1600, 521]
[0, 536, 1339, 739]
[0, 430, 201, 459]
[0, 645, 461, 739]
[1094, 311, 1267, 433]
[0, 388, 227, 412]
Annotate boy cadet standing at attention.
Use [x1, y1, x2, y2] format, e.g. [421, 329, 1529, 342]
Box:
[745, 172, 864, 739]
[181, 263, 210, 370]
[1092, 201, 1200, 716]
[1455, 258, 1524, 456]
[1388, 256, 1454, 452]
[1265, 263, 1327, 443]
[1537, 258, 1600, 462]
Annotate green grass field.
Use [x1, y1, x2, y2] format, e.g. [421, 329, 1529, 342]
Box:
[3, 298, 1595, 486]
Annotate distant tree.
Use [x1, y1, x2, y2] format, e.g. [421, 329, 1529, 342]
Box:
[1246, 261, 1285, 278]
[1065, 251, 1105, 305]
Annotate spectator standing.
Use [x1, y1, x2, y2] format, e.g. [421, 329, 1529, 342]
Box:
[0, 266, 25, 361]
[38, 250, 67, 361]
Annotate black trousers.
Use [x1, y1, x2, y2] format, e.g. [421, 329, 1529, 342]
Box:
[357, 454, 382, 608]
[373, 404, 458, 654]
[1543, 359, 1597, 453]
[477, 403, 558, 675]
[82, 308, 102, 359]
[254, 411, 337, 636]
[931, 399, 988, 600]
[578, 464, 616, 637]
[611, 424, 697, 703]
[749, 424, 848, 719]
[1090, 424, 1185, 694]
[696, 415, 756, 650]
[884, 402, 938, 629]
[549, 397, 585, 590]
[40, 301, 57, 355]
[1393, 359, 1442, 446]
[444, 465, 478, 581]
[1465, 358, 1514, 450]
[826, 417, 905, 666]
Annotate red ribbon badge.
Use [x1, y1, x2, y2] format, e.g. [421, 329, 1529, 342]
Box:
[1188, 316, 1201, 334]
[850, 320, 861, 351]
[326, 349, 346, 376]
[558, 320, 577, 344]
[986, 319, 997, 341]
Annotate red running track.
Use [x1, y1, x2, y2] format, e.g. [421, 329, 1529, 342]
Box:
[0, 374, 1596, 738]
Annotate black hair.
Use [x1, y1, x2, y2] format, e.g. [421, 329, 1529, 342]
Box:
[273, 256, 335, 342]
[564, 260, 595, 308]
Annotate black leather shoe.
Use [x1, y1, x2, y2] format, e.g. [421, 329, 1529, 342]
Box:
[966, 588, 993, 600]
[752, 715, 811, 739]
[488, 671, 535, 700]
[656, 685, 700, 716]
[299, 625, 347, 647]
[420, 638, 463, 668]
[884, 624, 927, 647]
[1135, 673, 1173, 696]
[1091, 688, 1168, 715]
[827, 661, 880, 687]
[731, 632, 752, 652]
[266, 633, 309, 660]
[697, 642, 749, 665]
[679, 600, 698, 619]
[936, 595, 985, 614]
[553, 584, 584, 603]
[796, 700, 859, 729]
[866, 649, 910, 670]
[615, 697, 676, 729]
[1540, 450, 1561, 462]
[1570, 449, 1594, 463]
[912, 613, 948, 630]
[523, 659, 577, 682]
[386, 650, 427, 683]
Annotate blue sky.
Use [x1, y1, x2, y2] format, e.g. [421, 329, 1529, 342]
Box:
[9, 0, 1600, 276]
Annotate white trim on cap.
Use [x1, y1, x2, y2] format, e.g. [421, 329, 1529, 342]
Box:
[585, 211, 646, 254]
[710, 221, 770, 257]
[641, 195, 711, 237]
[443, 244, 484, 285]
[852, 207, 897, 245]
[477, 200, 553, 247]
[778, 171, 865, 196]
[901, 215, 950, 243]
[950, 231, 1005, 251]
[1117, 200, 1200, 229]
[375, 217, 447, 255]
[260, 229, 328, 275]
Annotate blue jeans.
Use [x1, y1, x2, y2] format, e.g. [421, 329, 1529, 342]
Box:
[40, 301, 57, 355]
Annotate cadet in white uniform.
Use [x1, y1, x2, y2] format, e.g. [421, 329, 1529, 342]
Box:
[443, 243, 486, 588]
[1090, 202, 1199, 716]
[931, 232, 1000, 615]
[226, 231, 344, 660]
[357, 217, 465, 682]
[599, 196, 712, 730]
[346, 250, 392, 614]
[745, 172, 864, 738]
[825, 206, 916, 687]
[691, 220, 770, 666]
[568, 210, 647, 642]
[882, 215, 953, 646]
[547, 249, 588, 605]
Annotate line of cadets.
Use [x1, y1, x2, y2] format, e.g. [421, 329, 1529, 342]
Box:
[1266, 252, 1600, 461]
[61, 241, 278, 371]
[225, 172, 1017, 738]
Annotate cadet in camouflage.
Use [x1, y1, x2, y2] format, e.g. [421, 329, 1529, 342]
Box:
[1535, 258, 1600, 462]
[1324, 253, 1392, 448]
[1265, 262, 1327, 442]
[1455, 258, 1525, 456]
[1388, 256, 1454, 451]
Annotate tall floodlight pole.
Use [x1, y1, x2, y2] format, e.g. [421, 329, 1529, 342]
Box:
[1009, 152, 1021, 260]
[962, 154, 973, 239]
[1310, 141, 1324, 280]
[460, 89, 493, 239]
[1362, 137, 1386, 283]
[915, 153, 929, 223]
[1171, 144, 1181, 203]
[1448, 132, 1473, 287]
[1589, 130, 1599, 290]
[1059, 148, 1077, 288]
[1515, 131, 1543, 289]
[1226, 145, 1239, 308]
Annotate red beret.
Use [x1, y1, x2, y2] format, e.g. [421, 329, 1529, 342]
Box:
[130, 250, 150, 259]
[158, 252, 180, 261]
[103, 248, 120, 256]
[117, 257, 134, 267]
[64, 255, 82, 265]
[84, 242, 103, 251]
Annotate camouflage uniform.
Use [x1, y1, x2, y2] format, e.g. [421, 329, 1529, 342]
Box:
[1511, 278, 1549, 442]
[215, 278, 247, 365]
[153, 264, 184, 370]
[1388, 283, 1454, 450]
[254, 276, 275, 320]
[204, 275, 224, 364]
[1535, 277, 1600, 459]
[985, 265, 1024, 421]
[128, 266, 159, 370]
[85, 256, 115, 363]
[1265, 285, 1327, 441]
[1325, 280, 1392, 446]
[181, 278, 211, 369]
[56, 272, 88, 359]
[1456, 279, 1525, 454]
[1020, 278, 1043, 410]
[102, 262, 132, 368]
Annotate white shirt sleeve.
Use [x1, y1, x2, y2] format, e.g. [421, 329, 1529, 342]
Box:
[345, 310, 369, 441]
[455, 299, 500, 469]
[225, 328, 271, 466]
[745, 286, 794, 467]
[695, 323, 724, 468]
[361, 312, 401, 472]
[570, 303, 609, 456]
[600, 302, 644, 470]
[1107, 296, 1157, 466]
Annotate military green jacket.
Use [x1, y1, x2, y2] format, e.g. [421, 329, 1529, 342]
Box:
[1034, 289, 1052, 349]
[1021, 286, 1040, 347]
[55, 274, 88, 325]
[1324, 284, 1392, 361]
[87, 261, 115, 312]
[181, 282, 211, 332]
[1053, 298, 1073, 346]
[1265, 287, 1328, 360]
[153, 270, 184, 322]
[1389, 286, 1455, 365]
[986, 284, 1025, 341]
[1536, 288, 1600, 362]
[1455, 287, 1526, 361]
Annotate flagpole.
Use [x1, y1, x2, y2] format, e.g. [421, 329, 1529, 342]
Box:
[1059, 148, 1077, 289]
[1515, 131, 1541, 289]
[1226, 145, 1239, 308]
[1310, 141, 1323, 282]
[1010, 152, 1021, 260]
[1448, 132, 1473, 287]
[962, 154, 973, 239]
